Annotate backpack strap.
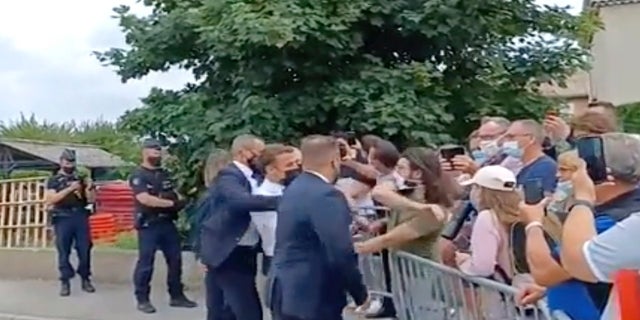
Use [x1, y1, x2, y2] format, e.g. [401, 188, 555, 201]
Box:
[509, 222, 557, 274]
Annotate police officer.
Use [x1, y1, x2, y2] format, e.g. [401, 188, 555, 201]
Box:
[129, 139, 197, 313]
[45, 149, 95, 297]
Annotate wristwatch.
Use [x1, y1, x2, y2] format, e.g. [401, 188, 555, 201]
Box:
[568, 199, 595, 213]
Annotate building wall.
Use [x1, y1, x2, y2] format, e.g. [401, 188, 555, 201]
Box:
[591, 3, 640, 106]
[567, 96, 590, 115]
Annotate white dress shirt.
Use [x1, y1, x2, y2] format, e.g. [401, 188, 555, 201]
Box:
[250, 179, 285, 256]
[233, 161, 260, 247]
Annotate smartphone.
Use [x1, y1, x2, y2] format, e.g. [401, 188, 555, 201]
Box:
[523, 179, 545, 205]
[575, 136, 608, 184]
[339, 144, 348, 159]
[546, 107, 559, 117]
[345, 131, 357, 146]
[440, 146, 465, 160]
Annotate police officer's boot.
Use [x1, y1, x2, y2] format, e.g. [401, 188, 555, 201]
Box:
[81, 278, 96, 293]
[137, 301, 157, 314]
[169, 294, 198, 308]
[59, 281, 70, 297]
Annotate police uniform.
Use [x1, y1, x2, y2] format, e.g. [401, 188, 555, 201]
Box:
[130, 139, 196, 313]
[46, 149, 95, 296]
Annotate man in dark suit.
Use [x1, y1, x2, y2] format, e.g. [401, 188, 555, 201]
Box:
[268, 135, 369, 320]
[200, 134, 281, 320]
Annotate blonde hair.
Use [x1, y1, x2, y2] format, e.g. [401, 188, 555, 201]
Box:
[203, 148, 231, 187]
[478, 187, 521, 226]
[558, 150, 581, 172]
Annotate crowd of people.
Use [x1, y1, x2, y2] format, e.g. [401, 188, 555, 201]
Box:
[195, 100, 640, 320]
[43, 99, 640, 320]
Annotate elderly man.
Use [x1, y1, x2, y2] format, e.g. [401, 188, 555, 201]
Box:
[519, 133, 640, 319]
[503, 119, 557, 193]
[445, 116, 511, 174]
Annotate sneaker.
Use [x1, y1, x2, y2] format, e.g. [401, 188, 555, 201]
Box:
[365, 298, 383, 316]
[169, 295, 198, 308]
[137, 301, 157, 314]
[59, 281, 70, 297]
[81, 278, 96, 293]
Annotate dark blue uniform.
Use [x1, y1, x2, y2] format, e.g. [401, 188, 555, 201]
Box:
[47, 172, 93, 287]
[129, 165, 195, 311]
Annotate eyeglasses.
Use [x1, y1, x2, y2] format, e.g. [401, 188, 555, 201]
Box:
[503, 133, 532, 140]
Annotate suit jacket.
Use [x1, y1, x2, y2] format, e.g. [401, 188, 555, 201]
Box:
[267, 172, 367, 319]
[200, 164, 279, 268]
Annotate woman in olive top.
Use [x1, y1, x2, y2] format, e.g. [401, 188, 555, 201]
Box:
[355, 147, 461, 260]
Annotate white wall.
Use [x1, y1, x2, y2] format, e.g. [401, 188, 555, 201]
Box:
[591, 3, 640, 106]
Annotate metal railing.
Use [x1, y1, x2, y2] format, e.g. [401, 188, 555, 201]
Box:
[389, 251, 551, 320]
[350, 204, 576, 319]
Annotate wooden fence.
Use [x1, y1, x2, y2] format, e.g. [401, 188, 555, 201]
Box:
[0, 176, 50, 248]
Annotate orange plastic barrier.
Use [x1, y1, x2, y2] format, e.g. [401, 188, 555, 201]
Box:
[95, 183, 135, 231]
[89, 213, 117, 244]
[616, 270, 640, 320]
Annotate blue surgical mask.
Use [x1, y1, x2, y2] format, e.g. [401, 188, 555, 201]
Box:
[471, 150, 488, 165]
[555, 181, 573, 197]
[479, 140, 501, 158]
[502, 141, 523, 159]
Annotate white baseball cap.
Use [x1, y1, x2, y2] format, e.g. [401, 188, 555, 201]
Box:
[460, 165, 517, 191]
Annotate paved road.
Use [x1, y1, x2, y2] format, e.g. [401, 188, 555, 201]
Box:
[0, 280, 361, 320]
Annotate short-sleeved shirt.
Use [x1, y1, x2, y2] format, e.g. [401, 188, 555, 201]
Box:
[129, 166, 176, 214]
[46, 173, 87, 209]
[387, 187, 446, 260]
[545, 189, 640, 319]
[516, 155, 558, 193]
[584, 212, 640, 319]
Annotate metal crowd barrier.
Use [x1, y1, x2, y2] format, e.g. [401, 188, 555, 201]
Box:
[351, 205, 570, 319]
[351, 205, 394, 313]
[389, 251, 552, 320]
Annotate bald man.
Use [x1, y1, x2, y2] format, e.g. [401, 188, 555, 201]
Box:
[267, 135, 369, 320]
[200, 134, 281, 320]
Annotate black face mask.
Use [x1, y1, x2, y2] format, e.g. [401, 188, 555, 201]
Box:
[148, 156, 162, 168]
[282, 168, 302, 186]
[397, 180, 419, 196]
[247, 155, 261, 173]
[62, 166, 76, 175]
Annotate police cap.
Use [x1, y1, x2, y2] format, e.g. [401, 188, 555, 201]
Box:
[60, 149, 76, 162]
[142, 138, 162, 150]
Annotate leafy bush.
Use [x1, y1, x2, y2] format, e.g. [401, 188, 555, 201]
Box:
[97, 0, 591, 197]
[113, 231, 138, 250]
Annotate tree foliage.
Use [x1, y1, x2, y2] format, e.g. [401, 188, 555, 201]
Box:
[97, 0, 588, 194]
[0, 114, 139, 164]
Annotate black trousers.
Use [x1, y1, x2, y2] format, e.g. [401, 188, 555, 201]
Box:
[53, 214, 92, 281]
[207, 246, 262, 320]
[133, 221, 183, 302]
[381, 249, 396, 315]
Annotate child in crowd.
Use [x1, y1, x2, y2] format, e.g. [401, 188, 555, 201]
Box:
[547, 151, 581, 224]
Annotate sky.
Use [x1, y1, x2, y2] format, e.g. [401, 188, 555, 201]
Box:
[0, 0, 582, 124]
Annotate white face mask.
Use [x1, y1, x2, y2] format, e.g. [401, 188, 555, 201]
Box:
[479, 140, 501, 158]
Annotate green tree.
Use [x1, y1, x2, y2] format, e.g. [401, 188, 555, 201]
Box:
[0, 113, 139, 164]
[97, 0, 588, 194]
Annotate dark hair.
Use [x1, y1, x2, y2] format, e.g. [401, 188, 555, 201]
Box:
[588, 100, 615, 109]
[371, 139, 400, 169]
[361, 134, 382, 152]
[330, 131, 356, 142]
[570, 110, 617, 135]
[401, 147, 462, 208]
[259, 144, 295, 168]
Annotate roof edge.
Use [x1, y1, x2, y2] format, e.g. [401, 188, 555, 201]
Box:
[589, 0, 640, 8]
[0, 138, 100, 149]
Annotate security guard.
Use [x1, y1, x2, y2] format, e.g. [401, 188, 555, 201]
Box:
[45, 149, 95, 297]
[129, 139, 197, 313]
